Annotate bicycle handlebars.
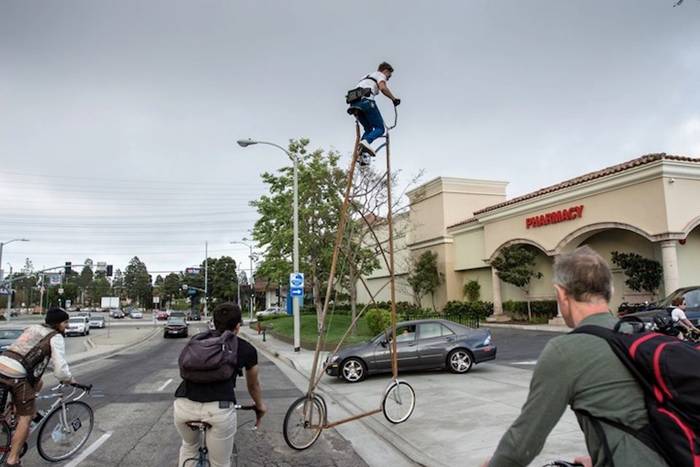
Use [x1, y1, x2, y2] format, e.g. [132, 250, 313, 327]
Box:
[70, 382, 93, 392]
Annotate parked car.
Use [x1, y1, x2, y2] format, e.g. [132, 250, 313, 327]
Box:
[187, 311, 201, 321]
[110, 308, 125, 319]
[66, 316, 90, 337]
[625, 286, 700, 327]
[75, 311, 91, 319]
[324, 319, 496, 383]
[129, 309, 143, 319]
[169, 311, 187, 320]
[255, 307, 286, 319]
[163, 317, 188, 338]
[0, 328, 24, 351]
[155, 310, 169, 321]
[89, 316, 106, 329]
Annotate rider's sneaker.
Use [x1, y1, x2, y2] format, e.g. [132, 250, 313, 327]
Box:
[360, 140, 376, 158]
[358, 153, 371, 167]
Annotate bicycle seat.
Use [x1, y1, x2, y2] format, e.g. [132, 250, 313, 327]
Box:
[185, 421, 212, 431]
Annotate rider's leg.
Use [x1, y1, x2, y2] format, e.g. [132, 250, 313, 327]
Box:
[173, 398, 203, 466]
[362, 100, 386, 145]
[201, 402, 236, 467]
[6, 415, 30, 464]
[6, 379, 38, 464]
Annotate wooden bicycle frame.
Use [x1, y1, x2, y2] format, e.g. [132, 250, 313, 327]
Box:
[303, 116, 401, 430]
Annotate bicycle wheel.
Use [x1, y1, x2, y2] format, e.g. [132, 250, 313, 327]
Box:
[382, 381, 415, 424]
[37, 401, 94, 462]
[0, 420, 11, 464]
[283, 395, 325, 450]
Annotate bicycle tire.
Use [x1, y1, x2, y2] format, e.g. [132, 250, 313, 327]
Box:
[382, 381, 415, 424]
[37, 400, 94, 462]
[282, 395, 325, 451]
[0, 420, 11, 464]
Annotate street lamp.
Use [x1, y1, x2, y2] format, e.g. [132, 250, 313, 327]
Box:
[0, 239, 28, 321]
[230, 239, 257, 322]
[236, 139, 301, 352]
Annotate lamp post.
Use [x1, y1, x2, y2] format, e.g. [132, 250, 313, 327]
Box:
[236, 139, 300, 352]
[5, 264, 12, 321]
[230, 239, 256, 322]
[0, 239, 29, 320]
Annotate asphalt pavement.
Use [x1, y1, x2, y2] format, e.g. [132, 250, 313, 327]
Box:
[485, 327, 561, 367]
[18, 323, 367, 467]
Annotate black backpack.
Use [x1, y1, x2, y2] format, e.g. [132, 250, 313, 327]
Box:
[178, 330, 238, 383]
[346, 75, 378, 104]
[572, 319, 700, 467]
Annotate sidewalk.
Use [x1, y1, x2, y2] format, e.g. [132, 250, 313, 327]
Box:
[240, 325, 586, 467]
[484, 322, 570, 333]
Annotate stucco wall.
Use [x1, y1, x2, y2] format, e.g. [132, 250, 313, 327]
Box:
[499, 250, 555, 302]
[678, 228, 700, 288]
[455, 268, 493, 302]
[453, 228, 488, 270]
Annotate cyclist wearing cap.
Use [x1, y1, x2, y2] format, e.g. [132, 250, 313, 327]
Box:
[347, 62, 401, 166]
[670, 296, 699, 339]
[0, 307, 76, 466]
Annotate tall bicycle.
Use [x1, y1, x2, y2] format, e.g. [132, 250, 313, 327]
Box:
[282, 105, 415, 450]
[0, 382, 94, 463]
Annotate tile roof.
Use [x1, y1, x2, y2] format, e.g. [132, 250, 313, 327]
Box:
[448, 153, 699, 228]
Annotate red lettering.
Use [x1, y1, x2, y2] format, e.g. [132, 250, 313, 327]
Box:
[526, 218, 533, 228]
[524, 205, 585, 228]
[576, 205, 584, 218]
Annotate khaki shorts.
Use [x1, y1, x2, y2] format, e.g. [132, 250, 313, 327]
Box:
[0, 375, 38, 416]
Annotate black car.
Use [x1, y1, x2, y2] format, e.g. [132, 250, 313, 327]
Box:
[324, 319, 496, 383]
[164, 317, 188, 338]
[0, 328, 23, 352]
[625, 286, 700, 327]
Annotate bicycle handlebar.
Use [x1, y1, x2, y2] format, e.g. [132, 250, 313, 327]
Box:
[70, 383, 93, 392]
[386, 105, 398, 130]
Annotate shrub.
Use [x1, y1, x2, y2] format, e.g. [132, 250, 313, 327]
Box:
[365, 308, 392, 335]
[442, 301, 494, 320]
[502, 300, 558, 323]
[463, 281, 481, 302]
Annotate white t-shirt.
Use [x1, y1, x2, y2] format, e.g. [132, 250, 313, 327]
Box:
[356, 71, 388, 99]
[671, 307, 687, 323]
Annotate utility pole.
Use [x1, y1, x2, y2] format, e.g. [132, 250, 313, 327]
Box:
[204, 241, 209, 320]
[5, 264, 12, 321]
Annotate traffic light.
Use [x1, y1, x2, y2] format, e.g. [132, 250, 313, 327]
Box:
[106, 265, 113, 277]
[64, 262, 72, 275]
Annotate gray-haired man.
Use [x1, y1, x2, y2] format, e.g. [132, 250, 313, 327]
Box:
[482, 246, 668, 467]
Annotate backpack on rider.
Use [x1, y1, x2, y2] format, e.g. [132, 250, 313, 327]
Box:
[178, 330, 239, 383]
[572, 317, 700, 467]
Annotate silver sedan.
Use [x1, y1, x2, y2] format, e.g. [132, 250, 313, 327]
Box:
[324, 319, 496, 383]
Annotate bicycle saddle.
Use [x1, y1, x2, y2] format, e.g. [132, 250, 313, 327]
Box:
[185, 421, 212, 431]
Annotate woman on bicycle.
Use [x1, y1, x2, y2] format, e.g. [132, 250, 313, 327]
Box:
[0, 307, 76, 467]
[173, 303, 267, 467]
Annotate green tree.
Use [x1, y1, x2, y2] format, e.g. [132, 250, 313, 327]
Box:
[611, 251, 663, 295]
[203, 256, 238, 303]
[78, 261, 94, 306]
[89, 275, 112, 304]
[124, 257, 152, 306]
[162, 273, 183, 307]
[491, 245, 543, 321]
[407, 250, 442, 311]
[463, 280, 481, 302]
[251, 139, 347, 320]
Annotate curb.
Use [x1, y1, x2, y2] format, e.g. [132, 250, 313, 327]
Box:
[69, 327, 161, 367]
[483, 322, 569, 333]
[83, 337, 97, 351]
[239, 327, 437, 467]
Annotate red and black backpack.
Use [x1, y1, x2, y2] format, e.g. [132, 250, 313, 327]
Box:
[572, 318, 700, 467]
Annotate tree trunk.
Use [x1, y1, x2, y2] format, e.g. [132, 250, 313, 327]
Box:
[431, 292, 437, 312]
[526, 291, 532, 322]
[349, 266, 357, 336]
[312, 268, 323, 334]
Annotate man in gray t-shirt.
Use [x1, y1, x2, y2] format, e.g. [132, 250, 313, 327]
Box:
[483, 246, 668, 467]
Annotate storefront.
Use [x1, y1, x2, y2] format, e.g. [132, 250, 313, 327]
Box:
[358, 153, 700, 318]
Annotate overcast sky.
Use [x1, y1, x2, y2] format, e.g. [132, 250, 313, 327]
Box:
[1, 0, 699, 277]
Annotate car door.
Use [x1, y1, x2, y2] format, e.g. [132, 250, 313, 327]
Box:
[373, 324, 419, 371]
[417, 322, 454, 368]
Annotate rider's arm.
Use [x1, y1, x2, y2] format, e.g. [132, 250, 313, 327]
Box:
[245, 365, 267, 426]
[378, 81, 398, 102]
[488, 339, 572, 467]
[49, 334, 73, 383]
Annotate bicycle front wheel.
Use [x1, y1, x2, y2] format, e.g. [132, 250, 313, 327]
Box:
[382, 381, 415, 424]
[37, 401, 94, 462]
[283, 395, 325, 450]
[0, 420, 11, 464]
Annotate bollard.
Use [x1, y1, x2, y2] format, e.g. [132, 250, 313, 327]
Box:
[256, 321, 262, 335]
[262, 328, 266, 342]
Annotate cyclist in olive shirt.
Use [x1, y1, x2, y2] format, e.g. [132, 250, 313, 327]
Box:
[482, 246, 668, 467]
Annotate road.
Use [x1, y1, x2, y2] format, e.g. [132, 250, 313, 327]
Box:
[19, 323, 367, 467]
[486, 327, 561, 367]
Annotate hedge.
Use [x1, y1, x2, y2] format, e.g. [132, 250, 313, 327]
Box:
[502, 300, 558, 323]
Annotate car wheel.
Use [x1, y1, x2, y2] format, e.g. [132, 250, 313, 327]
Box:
[447, 349, 473, 374]
[341, 358, 367, 383]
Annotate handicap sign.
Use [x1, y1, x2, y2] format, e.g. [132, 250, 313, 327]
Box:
[289, 273, 304, 297]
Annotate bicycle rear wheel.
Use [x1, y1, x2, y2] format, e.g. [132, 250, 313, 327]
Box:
[0, 420, 11, 464]
[37, 400, 94, 462]
[382, 381, 415, 424]
[283, 395, 325, 450]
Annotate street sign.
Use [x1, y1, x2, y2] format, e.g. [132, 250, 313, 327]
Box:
[66, 300, 72, 308]
[289, 273, 304, 297]
[185, 267, 201, 276]
[153, 296, 160, 304]
[0, 287, 9, 296]
[48, 274, 61, 285]
[58, 288, 64, 295]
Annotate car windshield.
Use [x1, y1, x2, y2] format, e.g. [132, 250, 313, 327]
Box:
[91, 317, 104, 321]
[656, 288, 700, 311]
[0, 329, 23, 340]
[168, 318, 186, 325]
[69, 317, 85, 323]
